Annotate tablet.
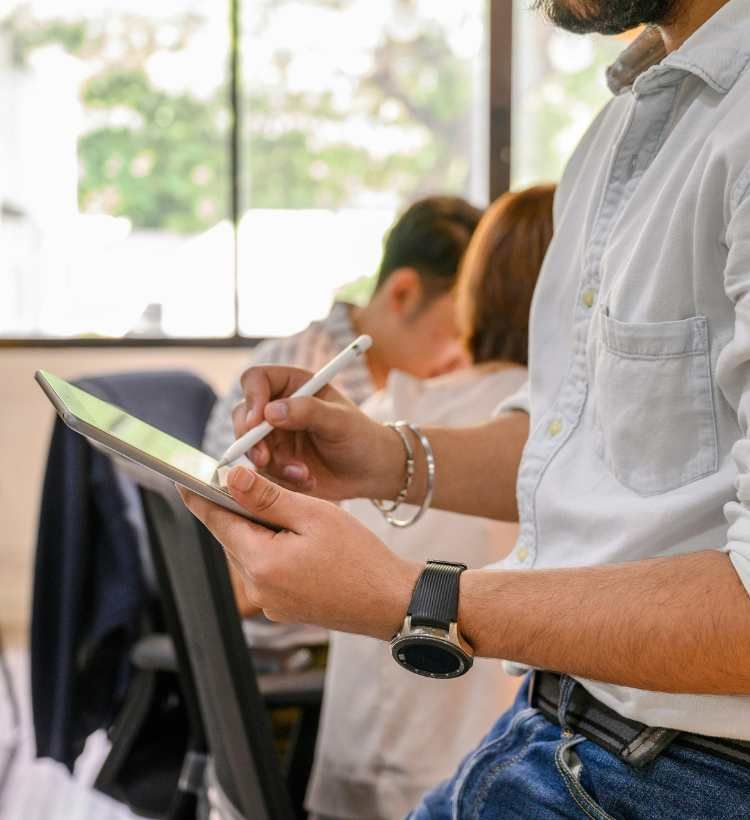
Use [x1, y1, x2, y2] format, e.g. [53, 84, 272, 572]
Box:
[35, 369, 277, 529]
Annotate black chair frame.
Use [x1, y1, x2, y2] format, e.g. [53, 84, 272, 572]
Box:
[137, 483, 297, 820]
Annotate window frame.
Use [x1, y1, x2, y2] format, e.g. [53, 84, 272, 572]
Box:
[0, 0, 512, 349]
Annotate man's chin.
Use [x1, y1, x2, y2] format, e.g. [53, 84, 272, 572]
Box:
[533, 0, 678, 35]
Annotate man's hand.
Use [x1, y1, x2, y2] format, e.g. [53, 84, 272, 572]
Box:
[179, 465, 421, 639]
[232, 365, 404, 501]
[233, 364, 530, 520]
[179, 468, 750, 694]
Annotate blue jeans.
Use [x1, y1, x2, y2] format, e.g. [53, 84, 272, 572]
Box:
[408, 677, 750, 819]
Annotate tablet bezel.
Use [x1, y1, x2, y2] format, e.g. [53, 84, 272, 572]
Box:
[35, 370, 280, 531]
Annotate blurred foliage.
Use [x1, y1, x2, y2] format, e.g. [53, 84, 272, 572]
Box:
[79, 69, 228, 231]
[6, 7, 228, 232]
[6, 15, 87, 59]
[4, 1, 477, 233]
[4, 2, 621, 236]
[243, 20, 474, 209]
[336, 273, 376, 306]
[513, 27, 621, 185]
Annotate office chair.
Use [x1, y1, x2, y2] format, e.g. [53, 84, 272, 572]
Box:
[136, 480, 299, 819]
[33, 368, 321, 818]
[32, 369, 217, 780]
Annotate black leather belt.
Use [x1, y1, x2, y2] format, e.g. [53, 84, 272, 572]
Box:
[529, 671, 750, 770]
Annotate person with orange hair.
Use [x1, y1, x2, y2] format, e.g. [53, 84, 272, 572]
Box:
[305, 185, 555, 820]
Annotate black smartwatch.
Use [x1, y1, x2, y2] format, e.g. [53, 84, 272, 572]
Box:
[390, 560, 473, 679]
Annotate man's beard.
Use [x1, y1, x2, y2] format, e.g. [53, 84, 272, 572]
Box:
[533, 0, 680, 34]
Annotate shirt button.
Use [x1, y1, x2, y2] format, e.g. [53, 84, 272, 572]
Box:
[581, 289, 596, 309]
[516, 546, 529, 562]
[547, 419, 563, 438]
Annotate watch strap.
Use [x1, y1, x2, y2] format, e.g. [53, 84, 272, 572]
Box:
[408, 560, 467, 630]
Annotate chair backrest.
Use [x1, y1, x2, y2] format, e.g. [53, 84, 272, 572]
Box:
[31, 368, 216, 769]
[139, 483, 294, 820]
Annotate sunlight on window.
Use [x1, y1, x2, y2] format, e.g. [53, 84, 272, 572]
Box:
[238, 209, 394, 338]
[0, 0, 231, 338]
[237, 0, 489, 338]
[0, 0, 625, 340]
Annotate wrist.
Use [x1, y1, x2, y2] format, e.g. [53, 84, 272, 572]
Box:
[390, 560, 475, 678]
[457, 568, 495, 656]
[375, 558, 421, 641]
[365, 421, 413, 501]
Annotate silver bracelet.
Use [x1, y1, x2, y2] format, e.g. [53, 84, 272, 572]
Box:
[372, 422, 415, 514]
[373, 422, 435, 529]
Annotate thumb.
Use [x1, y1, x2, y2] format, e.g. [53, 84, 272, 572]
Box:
[226, 465, 318, 532]
[265, 393, 354, 442]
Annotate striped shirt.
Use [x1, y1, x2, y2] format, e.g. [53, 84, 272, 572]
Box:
[202, 302, 374, 458]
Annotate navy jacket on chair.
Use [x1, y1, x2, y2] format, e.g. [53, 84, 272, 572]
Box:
[31, 370, 216, 768]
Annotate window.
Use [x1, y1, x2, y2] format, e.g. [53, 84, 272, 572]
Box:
[237, 0, 489, 338]
[0, 1, 233, 339]
[511, 2, 623, 187]
[1, 0, 489, 340]
[1, 0, 627, 342]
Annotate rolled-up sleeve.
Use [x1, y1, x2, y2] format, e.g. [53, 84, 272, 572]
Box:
[717, 164, 750, 599]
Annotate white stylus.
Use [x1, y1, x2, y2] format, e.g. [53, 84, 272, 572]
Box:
[216, 334, 373, 468]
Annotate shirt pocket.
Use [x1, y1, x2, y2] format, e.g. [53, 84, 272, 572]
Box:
[593, 309, 718, 496]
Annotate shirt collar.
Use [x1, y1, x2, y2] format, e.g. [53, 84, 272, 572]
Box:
[327, 300, 358, 350]
[326, 300, 375, 393]
[608, 0, 750, 96]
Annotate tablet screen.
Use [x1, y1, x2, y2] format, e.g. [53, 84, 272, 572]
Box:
[39, 370, 221, 486]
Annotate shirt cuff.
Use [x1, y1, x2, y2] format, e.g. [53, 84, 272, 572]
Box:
[492, 381, 530, 418]
[724, 541, 750, 600]
[724, 442, 750, 601]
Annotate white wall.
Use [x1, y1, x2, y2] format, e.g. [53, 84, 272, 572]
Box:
[0, 346, 251, 646]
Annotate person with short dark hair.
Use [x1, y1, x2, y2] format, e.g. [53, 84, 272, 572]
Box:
[374, 196, 486, 292]
[203, 195, 482, 461]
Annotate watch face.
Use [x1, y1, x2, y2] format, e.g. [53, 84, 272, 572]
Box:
[398, 642, 463, 676]
[392, 634, 472, 679]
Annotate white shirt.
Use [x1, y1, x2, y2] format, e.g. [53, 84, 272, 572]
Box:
[499, 0, 750, 739]
[306, 366, 527, 820]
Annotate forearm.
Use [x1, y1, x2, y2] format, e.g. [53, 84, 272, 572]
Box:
[380, 411, 529, 521]
[459, 550, 750, 694]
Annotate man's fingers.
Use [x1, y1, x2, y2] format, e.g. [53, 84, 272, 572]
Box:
[225, 465, 319, 532]
[232, 399, 250, 440]
[249, 441, 271, 468]
[238, 366, 315, 433]
[178, 486, 277, 550]
[263, 395, 352, 441]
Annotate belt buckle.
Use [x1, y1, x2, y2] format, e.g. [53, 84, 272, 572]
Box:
[620, 727, 680, 768]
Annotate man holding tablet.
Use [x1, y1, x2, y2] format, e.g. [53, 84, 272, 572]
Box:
[181, 0, 750, 815]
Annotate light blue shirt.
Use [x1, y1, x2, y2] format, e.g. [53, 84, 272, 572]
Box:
[500, 0, 750, 738]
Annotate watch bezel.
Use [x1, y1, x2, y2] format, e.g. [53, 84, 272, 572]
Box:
[390, 616, 474, 679]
